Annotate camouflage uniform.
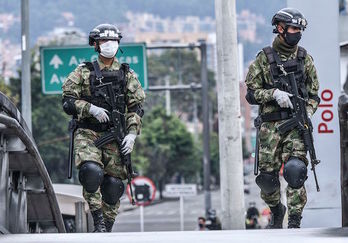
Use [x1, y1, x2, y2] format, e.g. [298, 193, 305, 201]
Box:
[245, 36, 319, 216]
[62, 57, 145, 222]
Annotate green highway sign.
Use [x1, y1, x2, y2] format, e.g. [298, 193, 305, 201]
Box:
[40, 43, 148, 94]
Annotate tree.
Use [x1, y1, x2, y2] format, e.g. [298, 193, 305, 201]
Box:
[133, 106, 200, 198]
[146, 49, 217, 121]
[0, 76, 18, 103]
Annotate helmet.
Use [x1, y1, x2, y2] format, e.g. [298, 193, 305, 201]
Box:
[272, 8, 307, 33]
[88, 23, 122, 46]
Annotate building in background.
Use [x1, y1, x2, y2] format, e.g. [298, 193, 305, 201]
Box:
[37, 27, 87, 46]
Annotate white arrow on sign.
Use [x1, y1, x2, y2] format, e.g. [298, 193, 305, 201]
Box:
[49, 54, 63, 69]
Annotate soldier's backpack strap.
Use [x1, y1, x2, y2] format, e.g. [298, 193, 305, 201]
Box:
[121, 63, 130, 93]
[83, 61, 97, 95]
[297, 46, 309, 100]
[262, 46, 283, 89]
[92, 60, 104, 83]
[262, 46, 283, 68]
[262, 46, 276, 65]
[297, 46, 307, 60]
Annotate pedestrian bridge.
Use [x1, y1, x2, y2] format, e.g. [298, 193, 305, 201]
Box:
[0, 228, 347, 243]
[0, 91, 65, 233]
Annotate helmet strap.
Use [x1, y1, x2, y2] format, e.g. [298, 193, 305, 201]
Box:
[279, 25, 288, 39]
[95, 40, 101, 53]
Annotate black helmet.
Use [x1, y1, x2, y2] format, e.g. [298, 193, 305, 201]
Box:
[272, 8, 307, 33]
[88, 23, 122, 46]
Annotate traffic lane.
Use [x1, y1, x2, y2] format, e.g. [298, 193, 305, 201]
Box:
[114, 206, 202, 232]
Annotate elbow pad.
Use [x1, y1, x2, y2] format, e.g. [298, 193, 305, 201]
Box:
[245, 88, 261, 105]
[62, 97, 77, 116]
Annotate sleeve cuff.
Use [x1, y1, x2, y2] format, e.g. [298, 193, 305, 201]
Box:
[127, 127, 138, 135]
[255, 88, 276, 103]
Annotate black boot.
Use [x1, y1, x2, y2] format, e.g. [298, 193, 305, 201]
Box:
[105, 220, 115, 232]
[91, 208, 106, 232]
[266, 203, 286, 229]
[288, 214, 302, 228]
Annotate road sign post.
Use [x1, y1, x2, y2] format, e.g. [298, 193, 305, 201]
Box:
[40, 43, 148, 94]
[165, 184, 197, 231]
[126, 176, 156, 232]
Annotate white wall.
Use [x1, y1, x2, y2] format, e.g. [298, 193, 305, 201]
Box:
[287, 0, 341, 227]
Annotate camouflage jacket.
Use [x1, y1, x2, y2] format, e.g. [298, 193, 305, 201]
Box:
[245, 36, 319, 116]
[62, 57, 145, 135]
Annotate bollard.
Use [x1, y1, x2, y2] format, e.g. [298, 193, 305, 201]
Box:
[75, 201, 87, 233]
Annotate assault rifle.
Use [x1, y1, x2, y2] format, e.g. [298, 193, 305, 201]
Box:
[277, 72, 320, 192]
[93, 82, 137, 205]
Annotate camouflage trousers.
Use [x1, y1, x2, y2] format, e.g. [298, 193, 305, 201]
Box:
[74, 128, 127, 222]
[258, 121, 308, 216]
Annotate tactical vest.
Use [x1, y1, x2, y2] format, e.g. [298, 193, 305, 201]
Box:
[263, 46, 308, 101]
[254, 46, 309, 123]
[81, 61, 128, 114]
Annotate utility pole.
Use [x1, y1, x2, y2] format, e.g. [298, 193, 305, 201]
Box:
[165, 75, 171, 116]
[21, 0, 32, 131]
[200, 41, 212, 215]
[215, 0, 245, 229]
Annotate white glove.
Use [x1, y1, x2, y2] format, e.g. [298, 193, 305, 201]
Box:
[89, 104, 110, 123]
[121, 134, 137, 155]
[272, 89, 293, 109]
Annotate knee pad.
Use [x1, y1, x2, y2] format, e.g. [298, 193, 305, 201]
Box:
[284, 157, 307, 189]
[256, 171, 280, 195]
[101, 175, 125, 205]
[78, 161, 104, 193]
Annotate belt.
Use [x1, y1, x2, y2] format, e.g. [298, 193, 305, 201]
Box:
[76, 121, 110, 133]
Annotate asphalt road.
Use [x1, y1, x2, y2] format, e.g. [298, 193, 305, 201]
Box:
[113, 169, 271, 232]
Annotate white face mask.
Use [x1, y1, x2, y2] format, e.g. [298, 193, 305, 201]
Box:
[99, 41, 119, 58]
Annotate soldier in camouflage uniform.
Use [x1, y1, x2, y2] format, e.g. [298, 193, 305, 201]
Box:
[62, 24, 145, 232]
[245, 8, 320, 228]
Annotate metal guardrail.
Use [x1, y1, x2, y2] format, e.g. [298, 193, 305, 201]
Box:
[0, 91, 65, 233]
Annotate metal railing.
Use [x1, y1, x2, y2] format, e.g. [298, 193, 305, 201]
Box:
[0, 91, 65, 233]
